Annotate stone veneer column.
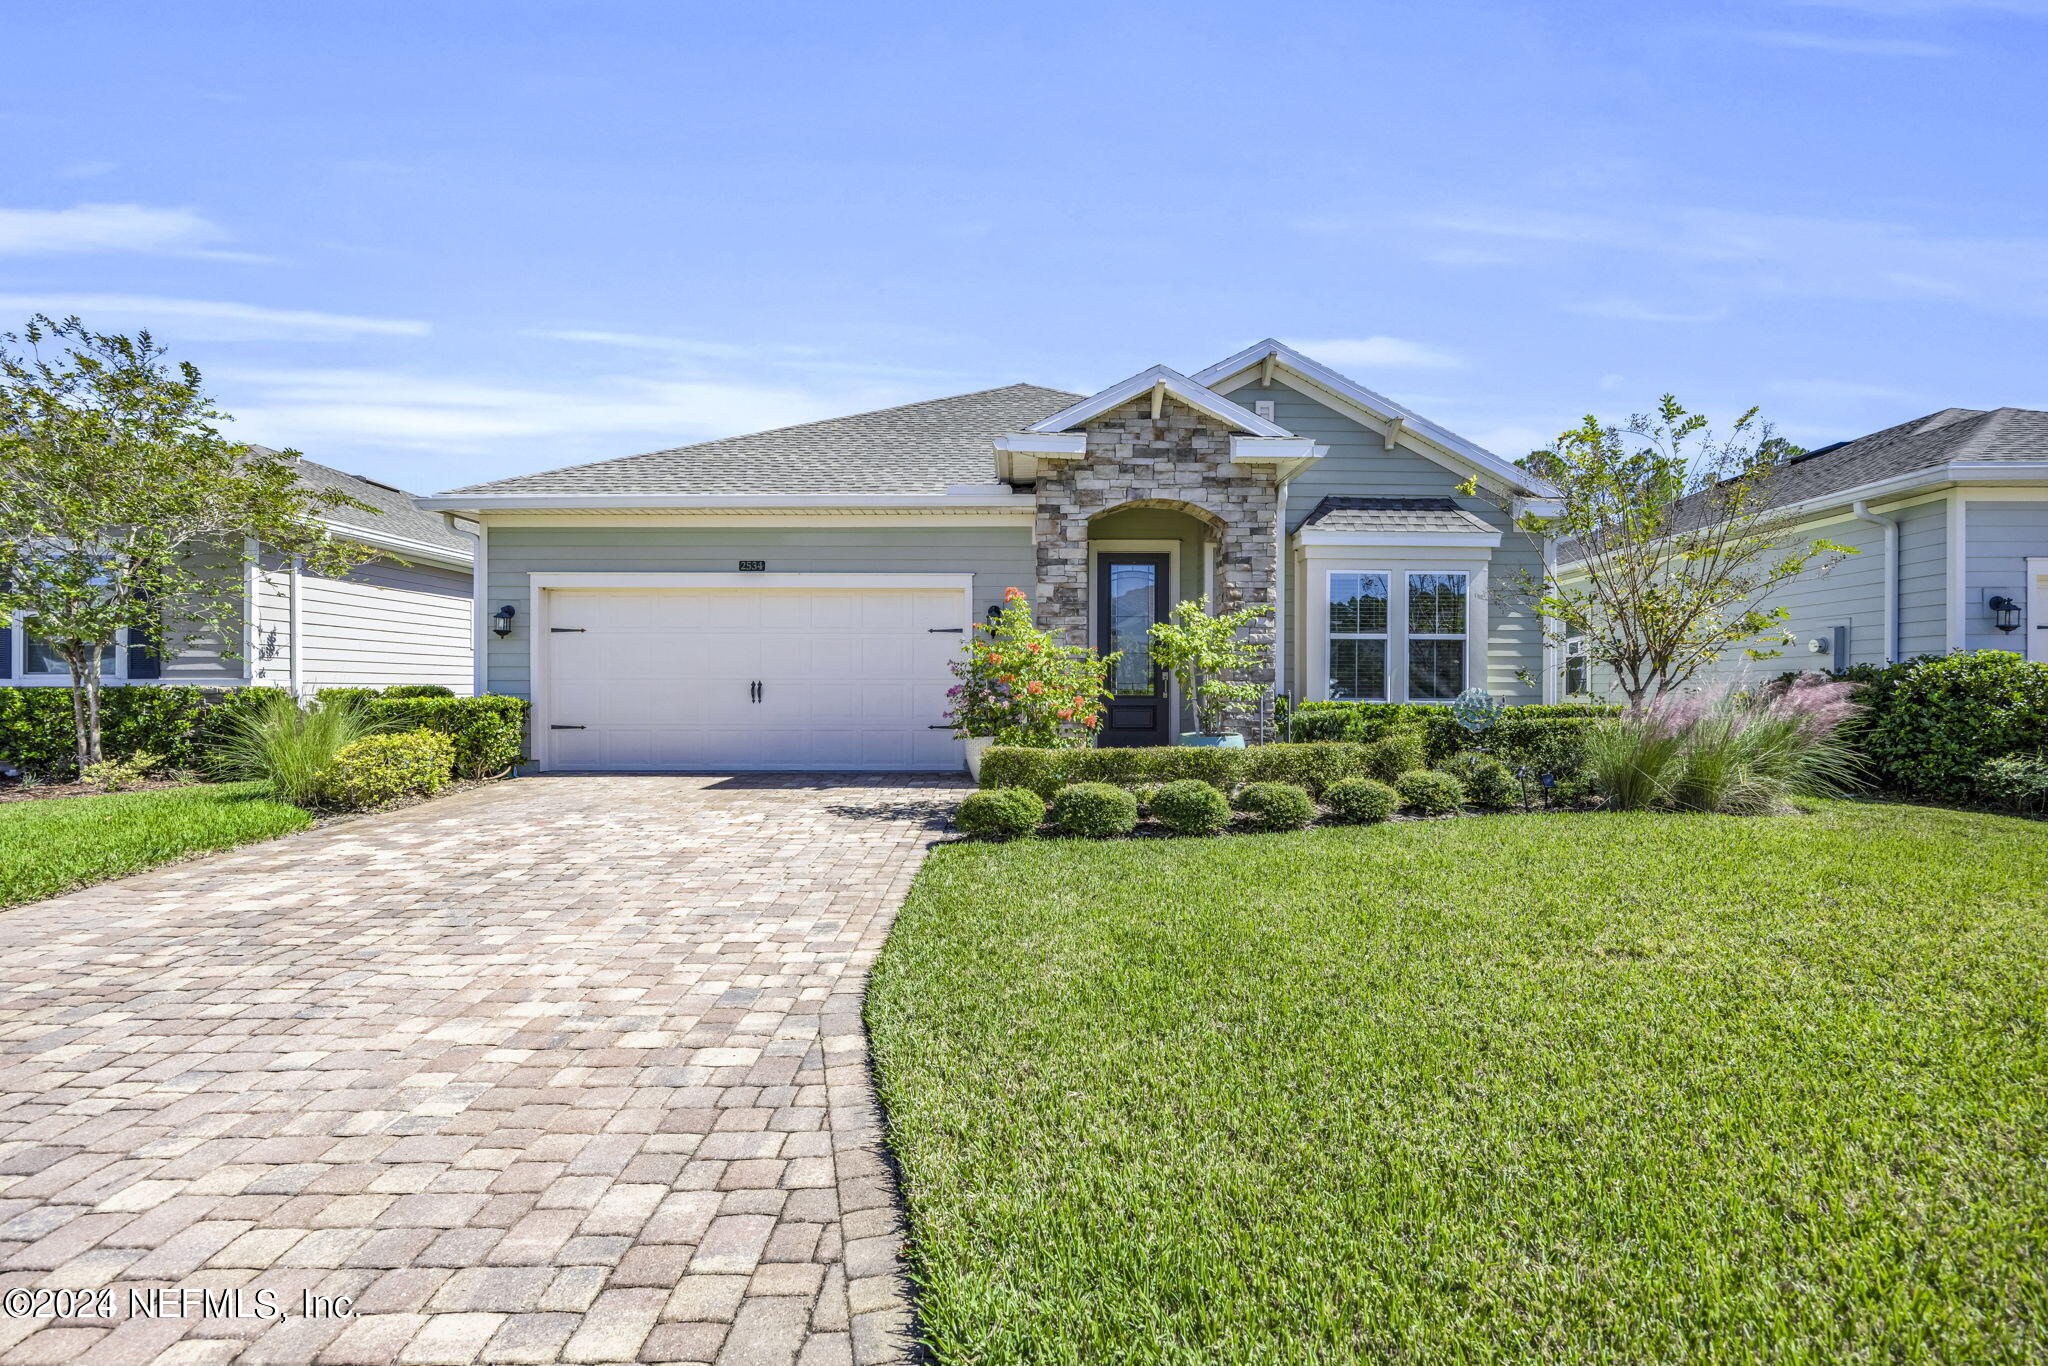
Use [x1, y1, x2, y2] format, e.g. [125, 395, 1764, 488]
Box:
[1032, 396, 1279, 696]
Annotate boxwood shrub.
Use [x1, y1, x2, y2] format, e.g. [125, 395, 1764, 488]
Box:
[1291, 701, 1619, 765]
[328, 730, 455, 809]
[1233, 781, 1315, 831]
[364, 696, 528, 779]
[1149, 779, 1232, 835]
[1048, 782, 1140, 838]
[1395, 769, 1465, 816]
[1437, 752, 1519, 809]
[1361, 729, 1427, 783]
[955, 787, 1044, 840]
[1324, 776, 1397, 824]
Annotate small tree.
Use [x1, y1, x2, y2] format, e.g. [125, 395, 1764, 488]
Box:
[1147, 596, 1273, 737]
[0, 316, 376, 768]
[1489, 396, 1854, 711]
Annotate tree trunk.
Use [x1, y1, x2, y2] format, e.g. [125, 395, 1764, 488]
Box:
[65, 646, 104, 769]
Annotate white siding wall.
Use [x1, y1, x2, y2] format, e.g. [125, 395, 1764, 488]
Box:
[251, 553, 473, 694]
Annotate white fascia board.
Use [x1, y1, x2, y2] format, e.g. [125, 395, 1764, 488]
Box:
[324, 519, 474, 569]
[993, 431, 1088, 457]
[416, 492, 1038, 513]
[1022, 364, 1294, 437]
[1296, 528, 1503, 549]
[1229, 435, 1324, 464]
[531, 571, 975, 591]
[1192, 338, 1562, 500]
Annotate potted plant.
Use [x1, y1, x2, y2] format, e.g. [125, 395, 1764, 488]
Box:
[1146, 596, 1273, 748]
[944, 587, 1117, 777]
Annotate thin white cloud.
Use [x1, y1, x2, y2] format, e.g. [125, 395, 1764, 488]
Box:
[1737, 29, 1953, 55]
[0, 203, 252, 259]
[532, 329, 821, 359]
[0, 294, 428, 340]
[1288, 335, 1464, 369]
[1419, 205, 2048, 315]
[1765, 378, 1928, 404]
[56, 161, 117, 179]
[1574, 299, 1732, 324]
[213, 365, 920, 457]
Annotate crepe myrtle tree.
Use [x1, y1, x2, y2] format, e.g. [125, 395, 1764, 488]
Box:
[0, 316, 376, 768]
[1472, 396, 1852, 710]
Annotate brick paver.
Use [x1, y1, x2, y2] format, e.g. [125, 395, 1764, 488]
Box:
[0, 774, 964, 1365]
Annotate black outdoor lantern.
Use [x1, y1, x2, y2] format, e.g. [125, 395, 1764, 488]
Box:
[1988, 595, 2023, 634]
[492, 604, 517, 638]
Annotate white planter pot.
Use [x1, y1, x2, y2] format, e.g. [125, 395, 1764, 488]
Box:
[963, 736, 995, 782]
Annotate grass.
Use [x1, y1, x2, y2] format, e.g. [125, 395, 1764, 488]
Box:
[869, 801, 2048, 1365]
[0, 781, 312, 908]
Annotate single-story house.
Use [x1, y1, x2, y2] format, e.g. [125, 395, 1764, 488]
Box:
[419, 340, 1564, 772]
[0, 454, 476, 695]
[1557, 406, 2048, 696]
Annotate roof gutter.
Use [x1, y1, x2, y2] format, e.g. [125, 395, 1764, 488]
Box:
[415, 492, 1038, 513]
[322, 518, 474, 568]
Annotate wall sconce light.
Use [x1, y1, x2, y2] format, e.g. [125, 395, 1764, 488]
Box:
[1988, 595, 2022, 634]
[492, 604, 517, 638]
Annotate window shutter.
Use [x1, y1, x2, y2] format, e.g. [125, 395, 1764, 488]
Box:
[127, 592, 162, 679]
[0, 622, 10, 680]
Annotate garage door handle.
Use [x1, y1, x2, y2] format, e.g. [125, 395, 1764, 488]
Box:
[550, 725, 586, 730]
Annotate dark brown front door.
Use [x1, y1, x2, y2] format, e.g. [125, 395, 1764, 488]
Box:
[1095, 552, 1172, 747]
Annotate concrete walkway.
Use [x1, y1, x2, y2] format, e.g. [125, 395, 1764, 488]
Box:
[0, 774, 966, 1366]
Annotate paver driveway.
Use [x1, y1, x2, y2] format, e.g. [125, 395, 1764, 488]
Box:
[0, 774, 966, 1366]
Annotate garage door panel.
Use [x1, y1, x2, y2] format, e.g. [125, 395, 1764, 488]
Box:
[543, 584, 965, 771]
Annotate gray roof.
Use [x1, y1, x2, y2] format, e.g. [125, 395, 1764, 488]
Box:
[250, 447, 471, 556]
[441, 383, 1083, 497]
[1561, 406, 2048, 563]
[1301, 496, 1496, 535]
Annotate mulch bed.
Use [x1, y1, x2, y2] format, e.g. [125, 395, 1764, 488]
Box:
[0, 777, 206, 805]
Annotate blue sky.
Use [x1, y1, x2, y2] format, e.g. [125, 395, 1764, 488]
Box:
[5, 0, 2044, 492]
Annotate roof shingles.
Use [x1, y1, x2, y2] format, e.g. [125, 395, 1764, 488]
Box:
[441, 383, 1082, 498]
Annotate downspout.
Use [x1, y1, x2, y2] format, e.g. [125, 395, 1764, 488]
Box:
[1851, 500, 1898, 664]
[443, 514, 486, 698]
[1273, 478, 1288, 708]
[287, 555, 303, 696]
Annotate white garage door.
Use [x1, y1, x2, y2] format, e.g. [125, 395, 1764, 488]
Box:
[541, 584, 966, 771]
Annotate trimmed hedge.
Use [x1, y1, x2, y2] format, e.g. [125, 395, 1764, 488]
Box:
[1395, 769, 1465, 816]
[956, 788, 1044, 840]
[1150, 780, 1232, 836]
[1438, 752, 1519, 809]
[0, 685, 528, 783]
[1324, 776, 1397, 824]
[363, 696, 528, 779]
[1233, 782, 1315, 831]
[328, 730, 455, 809]
[1290, 701, 1618, 768]
[979, 742, 1370, 800]
[1048, 783, 1139, 838]
[1361, 730, 1427, 783]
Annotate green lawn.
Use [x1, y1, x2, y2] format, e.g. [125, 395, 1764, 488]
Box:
[870, 801, 2048, 1365]
[0, 782, 312, 908]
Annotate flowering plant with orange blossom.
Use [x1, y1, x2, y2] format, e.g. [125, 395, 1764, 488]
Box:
[944, 587, 1118, 748]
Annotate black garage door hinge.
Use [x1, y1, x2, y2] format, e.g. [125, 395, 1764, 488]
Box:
[927, 627, 964, 633]
[550, 724, 586, 730]
[550, 627, 585, 633]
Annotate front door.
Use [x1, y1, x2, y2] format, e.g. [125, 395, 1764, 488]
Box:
[1095, 552, 1172, 747]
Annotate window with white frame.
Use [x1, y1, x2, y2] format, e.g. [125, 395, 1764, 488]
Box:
[1327, 572, 1389, 701]
[1563, 635, 1587, 697]
[19, 626, 117, 677]
[1405, 571, 1468, 701]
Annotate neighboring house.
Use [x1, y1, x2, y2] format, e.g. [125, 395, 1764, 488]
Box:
[1557, 406, 2048, 697]
[0, 454, 476, 695]
[419, 340, 1562, 772]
